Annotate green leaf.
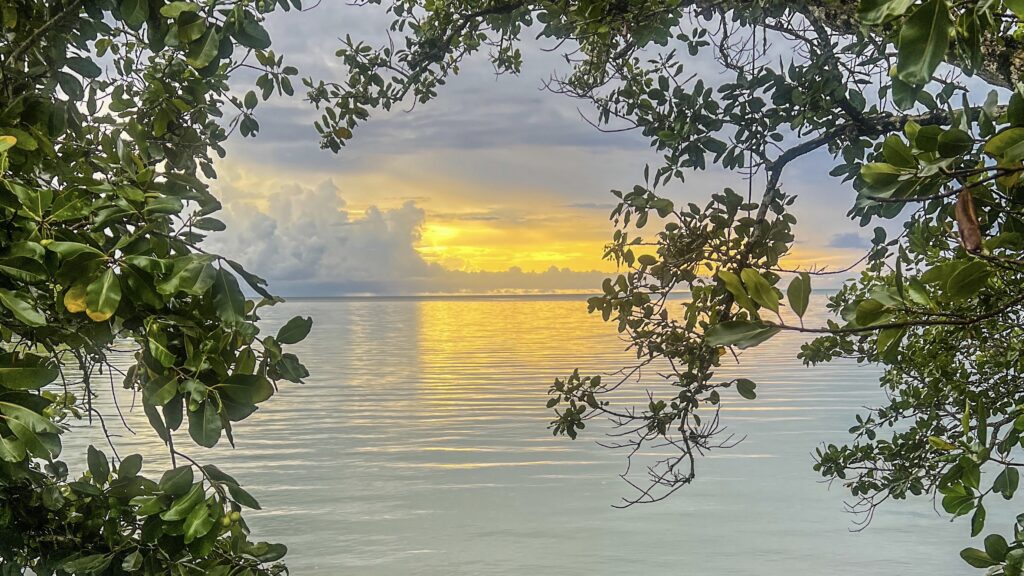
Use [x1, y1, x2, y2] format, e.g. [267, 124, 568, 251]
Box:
[118, 454, 143, 478]
[883, 135, 916, 168]
[941, 484, 974, 516]
[183, 501, 214, 543]
[854, 299, 888, 326]
[876, 327, 904, 361]
[226, 259, 273, 298]
[145, 375, 179, 406]
[985, 128, 1024, 162]
[0, 288, 46, 326]
[0, 401, 59, 434]
[971, 504, 986, 537]
[896, 0, 951, 86]
[960, 548, 998, 568]
[858, 162, 904, 188]
[160, 482, 204, 521]
[187, 29, 221, 69]
[735, 378, 757, 400]
[985, 534, 1009, 562]
[248, 542, 287, 562]
[717, 270, 756, 313]
[7, 419, 60, 459]
[65, 56, 102, 79]
[158, 260, 215, 295]
[1006, 0, 1024, 18]
[160, 1, 199, 18]
[740, 269, 779, 313]
[786, 273, 810, 319]
[146, 330, 177, 369]
[218, 374, 274, 404]
[859, 0, 915, 24]
[122, 551, 143, 571]
[0, 434, 26, 462]
[227, 483, 261, 509]
[213, 268, 245, 325]
[87, 445, 110, 483]
[131, 495, 166, 516]
[0, 367, 59, 390]
[274, 353, 308, 383]
[86, 269, 121, 322]
[276, 316, 313, 345]
[906, 277, 935, 309]
[936, 128, 974, 158]
[945, 260, 991, 300]
[994, 467, 1020, 500]
[928, 436, 956, 450]
[159, 466, 194, 496]
[62, 554, 112, 574]
[233, 19, 272, 50]
[704, 321, 780, 349]
[188, 399, 222, 448]
[47, 241, 105, 260]
[177, 12, 207, 44]
[119, 0, 149, 30]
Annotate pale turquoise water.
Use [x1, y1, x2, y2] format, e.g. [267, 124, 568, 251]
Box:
[67, 295, 977, 574]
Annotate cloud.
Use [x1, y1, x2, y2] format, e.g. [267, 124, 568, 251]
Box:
[827, 232, 869, 249]
[207, 179, 610, 296]
[565, 202, 618, 210]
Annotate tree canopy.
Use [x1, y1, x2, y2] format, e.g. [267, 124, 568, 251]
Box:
[7, 0, 1024, 573]
[0, 0, 310, 573]
[315, 0, 1024, 572]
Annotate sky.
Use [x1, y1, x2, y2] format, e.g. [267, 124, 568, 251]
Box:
[205, 2, 874, 296]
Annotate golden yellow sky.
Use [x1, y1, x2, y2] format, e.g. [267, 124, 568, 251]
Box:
[212, 153, 867, 291]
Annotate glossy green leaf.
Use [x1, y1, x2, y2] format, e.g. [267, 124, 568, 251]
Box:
[159, 466, 194, 497]
[859, 0, 915, 24]
[119, 0, 149, 29]
[0, 288, 46, 326]
[0, 434, 26, 462]
[786, 273, 810, 319]
[183, 501, 214, 543]
[188, 399, 222, 448]
[160, 1, 199, 18]
[896, 0, 951, 86]
[87, 445, 109, 483]
[160, 482, 204, 521]
[0, 367, 58, 390]
[971, 504, 986, 537]
[0, 401, 59, 434]
[85, 269, 121, 322]
[145, 375, 179, 406]
[985, 534, 1009, 562]
[717, 270, 756, 313]
[936, 128, 974, 158]
[187, 29, 221, 69]
[945, 260, 991, 300]
[276, 316, 313, 345]
[740, 269, 779, 313]
[960, 548, 998, 568]
[704, 321, 780, 349]
[213, 268, 245, 325]
[985, 128, 1024, 162]
[994, 467, 1020, 500]
[118, 454, 143, 478]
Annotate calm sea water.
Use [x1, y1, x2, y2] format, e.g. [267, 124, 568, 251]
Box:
[66, 295, 977, 574]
